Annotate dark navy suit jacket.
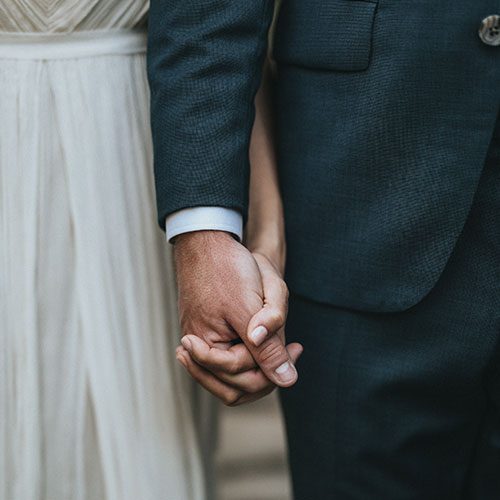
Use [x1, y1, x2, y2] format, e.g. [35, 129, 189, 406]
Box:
[147, 0, 500, 312]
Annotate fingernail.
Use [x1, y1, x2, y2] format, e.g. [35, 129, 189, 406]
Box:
[181, 337, 192, 352]
[249, 326, 268, 346]
[176, 354, 187, 368]
[275, 361, 297, 384]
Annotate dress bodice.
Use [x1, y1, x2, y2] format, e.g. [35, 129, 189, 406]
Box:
[0, 0, 148, 33]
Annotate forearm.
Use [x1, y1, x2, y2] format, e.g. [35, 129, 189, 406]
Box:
[245, 62, 286, 274]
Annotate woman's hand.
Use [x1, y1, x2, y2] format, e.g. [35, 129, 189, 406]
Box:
[176, 338, 302, 407]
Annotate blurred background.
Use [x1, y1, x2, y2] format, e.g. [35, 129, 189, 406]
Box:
[215, 393, 291, 500]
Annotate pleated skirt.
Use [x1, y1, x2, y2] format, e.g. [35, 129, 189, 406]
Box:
[0, 31, 206, 500]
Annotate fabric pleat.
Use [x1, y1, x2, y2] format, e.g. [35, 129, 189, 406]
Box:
[0, 33, 206, 500]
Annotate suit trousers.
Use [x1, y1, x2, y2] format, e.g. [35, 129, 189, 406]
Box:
[280, 116, 500, 499]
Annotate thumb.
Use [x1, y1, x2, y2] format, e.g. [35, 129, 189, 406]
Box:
[247, 333, 299, 388]
[247, 307, 286, 348]
[247, 254, 289, 347]
[239, 253, 298, 387]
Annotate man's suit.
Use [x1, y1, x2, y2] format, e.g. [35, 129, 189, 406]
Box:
[281, 120, 500, 498]
[147, 1, 500, 497]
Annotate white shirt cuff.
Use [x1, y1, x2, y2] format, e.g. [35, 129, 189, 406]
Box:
[165, 207, 244, 242]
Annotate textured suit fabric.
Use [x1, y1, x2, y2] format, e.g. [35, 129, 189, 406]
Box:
[274, 0, 500, 311]
[148, 0, 500, 312]
[280, 118, 500, 499]
[147, 0, 274, 229]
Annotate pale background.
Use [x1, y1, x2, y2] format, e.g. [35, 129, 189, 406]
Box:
[215, 393, 292, 500]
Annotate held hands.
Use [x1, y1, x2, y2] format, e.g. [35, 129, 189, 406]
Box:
[174, 231, 302, 406]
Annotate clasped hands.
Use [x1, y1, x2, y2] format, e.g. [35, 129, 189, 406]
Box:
[174, 231, 303, 406]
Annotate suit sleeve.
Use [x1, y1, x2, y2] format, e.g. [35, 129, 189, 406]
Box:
[147, 0, 275, 229]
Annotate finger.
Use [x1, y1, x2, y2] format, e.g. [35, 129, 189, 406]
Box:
[230, 385, 276, 406]
[286, 342, 304, 363]
[248, 255, 289, 347]
[217, 343, 302, 405]
[176, 347, 244, 406]
[243, 333, 297, 388]
[178, 348, 275, 407]
[214, 341, 303, 392]
[226, 317, 298, 388]
[179, 344, 272, 394]
[181, 335, 257, 374]
[223, 266, 298, 388]
[215, 367, 274, 393]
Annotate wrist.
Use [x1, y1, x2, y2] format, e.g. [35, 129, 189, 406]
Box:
[173, 231, 245, 294]
[246, 226, 286, 276]
[173, 229, 237, 247]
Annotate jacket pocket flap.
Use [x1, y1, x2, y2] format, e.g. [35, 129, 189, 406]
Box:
[273, 0, 378, 72]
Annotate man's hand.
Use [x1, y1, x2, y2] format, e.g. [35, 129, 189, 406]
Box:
[173, 230, 299, 401]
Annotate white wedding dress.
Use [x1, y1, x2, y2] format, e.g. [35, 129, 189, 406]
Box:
[0, 2, 207, 500]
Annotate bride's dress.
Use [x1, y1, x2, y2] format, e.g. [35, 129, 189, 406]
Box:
[0, 2, 207, 499]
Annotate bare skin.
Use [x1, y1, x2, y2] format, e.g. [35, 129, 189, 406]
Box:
[175, 62, 300, 405]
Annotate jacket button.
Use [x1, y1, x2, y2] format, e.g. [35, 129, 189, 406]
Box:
[479, 15, 500, 46]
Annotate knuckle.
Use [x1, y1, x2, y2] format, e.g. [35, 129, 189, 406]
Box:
[179, 317, 199, 338]
[228, 358, 243, 375]
[245, 384, 259, 394]
[222, 390, 242, 407]
[269, 308, 286, 328]
[278, 279, 289, 300]
[248, 380, 273, 395]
